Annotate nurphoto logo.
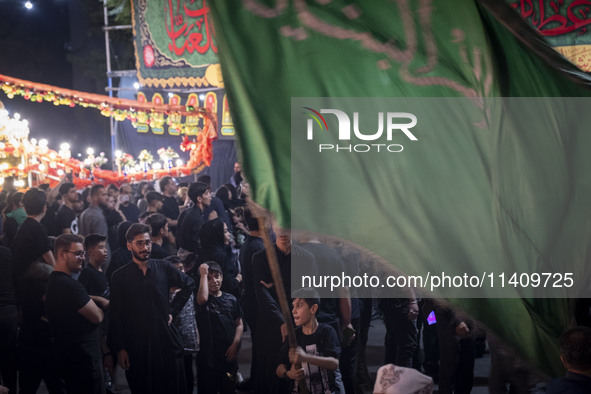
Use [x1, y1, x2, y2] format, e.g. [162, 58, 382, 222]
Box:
[303, 107, 418, 153]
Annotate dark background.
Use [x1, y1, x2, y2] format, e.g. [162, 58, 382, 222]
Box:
[0, 0, 111, 158]
[0, 0, 236, 188]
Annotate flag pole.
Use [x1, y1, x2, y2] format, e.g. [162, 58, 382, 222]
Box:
[257, 216, 309, 394]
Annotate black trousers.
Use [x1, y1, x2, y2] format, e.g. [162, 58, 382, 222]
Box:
[0, 304, 17, 393]
[436, 317, 474, 394]
[382, 303, 418, 368]
[18, 341, 65, 394]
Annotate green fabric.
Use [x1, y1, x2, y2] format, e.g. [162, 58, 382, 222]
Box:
[506, 0, 591, 47]
[131, 0, 218, 85]
[210, 0, 591, 375]
[6, 207, 26, 227]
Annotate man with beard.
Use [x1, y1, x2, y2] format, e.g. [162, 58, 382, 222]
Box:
[56, 182, 80, 235]
[79, 185, 108, 238]
[46, 234, 108, 394]
[109, 224, 195, 394]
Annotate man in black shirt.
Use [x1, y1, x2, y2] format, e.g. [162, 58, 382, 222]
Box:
[197, 175, 232, 229]
[11, 188, 55, 291]
[235, 208, 265, 391]
[176, 181, 211, 254]
[145, 191, 164, 215]
[118, 184, 140, 223]
[144, 213, 170, 259]
[13, 195, 63, 394]
[110, 224, 194, 394]
[56, 182, 79, 235]
[547, 326, 591, 393]
[158, 176, 180, 230]
[46, 234, 108, 394]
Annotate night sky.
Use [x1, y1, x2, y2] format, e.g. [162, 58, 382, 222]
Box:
[0, 0, 111, 159]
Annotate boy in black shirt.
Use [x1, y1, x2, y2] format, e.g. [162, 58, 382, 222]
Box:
[196, 262, 243, 394]
[277, 288, 341, 394]
[78, 234, 109, 298]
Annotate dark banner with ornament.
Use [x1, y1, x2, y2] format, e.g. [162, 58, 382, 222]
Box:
[509, 0, 591, 71]
[132, 0, 222, 88]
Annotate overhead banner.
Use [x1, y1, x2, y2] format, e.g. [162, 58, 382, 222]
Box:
[131, 0, 223, 88]
[509, 0, 591, 71]
[133, 89, 235, 139]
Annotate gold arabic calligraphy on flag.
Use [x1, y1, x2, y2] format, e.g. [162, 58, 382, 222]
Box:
[132, 0, 223, 88]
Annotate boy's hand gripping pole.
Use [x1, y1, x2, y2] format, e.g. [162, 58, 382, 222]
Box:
[258, 217, 310, 394]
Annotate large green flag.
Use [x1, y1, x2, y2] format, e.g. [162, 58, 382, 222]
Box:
[210, 0, 591, 375]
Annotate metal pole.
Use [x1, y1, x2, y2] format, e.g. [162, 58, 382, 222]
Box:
[103, 0, 117, 169]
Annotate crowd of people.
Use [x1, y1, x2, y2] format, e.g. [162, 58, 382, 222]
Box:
[0, 167, 589, 394]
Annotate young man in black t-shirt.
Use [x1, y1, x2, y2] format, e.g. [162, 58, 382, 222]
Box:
[158, 176, 180, 230]
[196, 262, 243, 394]
[144, 213, 171, 259]
[277, 288, 341, 394]
[11, 188, 55, 290]
[78, 234, 109, 298]
[176, 181, 211, 254]
[55, 182, 79, 235]
[46, 234, 108, 394]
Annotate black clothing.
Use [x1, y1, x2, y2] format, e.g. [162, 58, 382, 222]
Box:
[103, 209, 123, 252]
[0, 246, 14, 307]
[17, 261, 64, 394]
[380, 299, 419, 368]
[110, 259, 195, 394]
[238, 236, 263, 394]
[0, 246, 16, 393]
[41, 201, 60, 237]
[46, 272, 101, 351]
[18, 266, 52, 346]
[160, 195, 180, 221]
[78, 265, 110, 298]
[239, 235, 264, 333]
[196, 292, 241, 394]
[176, 206, 204, 254]
[203, 197, 232, 230]
[150, 242, 170, 260]
[46, 271, 104, 394]
[278, 324, 341, 394]
[436, 305, 474, 394]
[105, 248, 132, 283]
[18, 341, 65, 394]
[119, 203, 140, 223]
[198, 219, 241, 297]
[11, 217, 51, 291]
[546, 371, 591, 394]
[196, 292, 241, 368]
[2, 217, 18, 248]
[56, 205, 78, 234]
[251, 244, 317, 394]
[0, 303, 18, 393]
